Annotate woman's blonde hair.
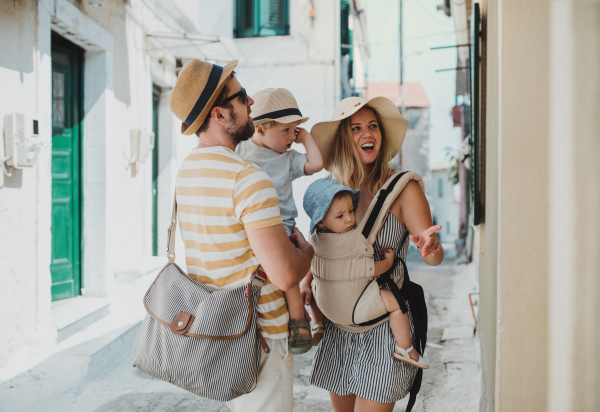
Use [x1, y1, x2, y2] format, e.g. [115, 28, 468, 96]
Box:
[328, 107, 395, 196]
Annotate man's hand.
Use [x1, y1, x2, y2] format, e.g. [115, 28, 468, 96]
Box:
[289, 226, 312, 253]
[247, 225, 314, 291]
[409, 225, 442, 257]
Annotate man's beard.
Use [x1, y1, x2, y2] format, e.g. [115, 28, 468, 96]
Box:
[227, 109, 255, 145]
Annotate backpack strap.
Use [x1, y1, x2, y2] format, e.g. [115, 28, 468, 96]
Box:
[167, 190, 266, 287]
[361, 171, 408, 240]
[358, 171, 425, 245]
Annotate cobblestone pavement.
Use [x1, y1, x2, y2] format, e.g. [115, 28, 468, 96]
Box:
[3, 246, 480, 412]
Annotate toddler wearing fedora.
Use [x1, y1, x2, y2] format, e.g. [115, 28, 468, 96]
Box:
[236, 88, 324, 354]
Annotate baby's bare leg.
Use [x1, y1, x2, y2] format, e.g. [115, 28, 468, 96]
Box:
[380, 289, 420, 361]
[284, 285, 309, 335]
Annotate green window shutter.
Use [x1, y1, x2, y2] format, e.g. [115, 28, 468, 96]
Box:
[236, 0, 258, 38]
[340, 0, 353, 81]
[470, 2, 483, 224]
[259, 0, 288, 35]
[236, 0, 289, 38]
[340, 0, 351, 54]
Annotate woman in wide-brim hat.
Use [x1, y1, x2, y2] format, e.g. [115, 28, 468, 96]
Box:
[301, 96, 444, 411]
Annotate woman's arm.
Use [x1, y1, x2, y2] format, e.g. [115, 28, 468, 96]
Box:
[390, 180, 444, 266]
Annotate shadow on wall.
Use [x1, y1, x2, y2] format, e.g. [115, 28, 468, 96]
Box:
[3, 169, 23, 188]
[111, 4, 131, 105]
[0, 0, 35, 75]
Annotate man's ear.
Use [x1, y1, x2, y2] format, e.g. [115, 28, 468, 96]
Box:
[210, 106, 228, 126]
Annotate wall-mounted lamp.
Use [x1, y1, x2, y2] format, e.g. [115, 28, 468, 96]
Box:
[125, 129, 155, 172]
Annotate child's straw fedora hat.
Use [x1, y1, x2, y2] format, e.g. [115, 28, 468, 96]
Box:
[169, 59, 238, 135]
[310, 96, 409, 169]
[251, 88, 309, 126]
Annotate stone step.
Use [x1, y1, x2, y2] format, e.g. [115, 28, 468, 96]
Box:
[51, 296, 111, 343]
[0, 320, 141, 412]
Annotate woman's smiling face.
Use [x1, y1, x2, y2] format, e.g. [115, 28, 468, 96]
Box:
[350, 107, 382, 166]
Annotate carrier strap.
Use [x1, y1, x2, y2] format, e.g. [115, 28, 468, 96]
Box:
[361, 171, 408, 240]
[377, 229, 427, 412]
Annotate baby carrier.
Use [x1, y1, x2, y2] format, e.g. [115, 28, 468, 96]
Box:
[310, 171, 428, 412]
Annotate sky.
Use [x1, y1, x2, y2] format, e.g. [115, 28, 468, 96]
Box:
[363, 0, 462, 165]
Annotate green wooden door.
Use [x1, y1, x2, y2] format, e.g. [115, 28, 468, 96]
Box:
[51, 36, 83, 302]
[152, 86, 160, 256]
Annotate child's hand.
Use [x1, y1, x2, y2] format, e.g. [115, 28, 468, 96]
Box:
[381, 249, 395, 262]
[294, 127, 309, 144]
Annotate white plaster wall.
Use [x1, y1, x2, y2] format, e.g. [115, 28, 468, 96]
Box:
[430, 169, 459, 243]
[548, 2, 600, 411]
[0, 0, 53, 371]
[218, 0, 339, 236]
[488, 1, 550, 410]
[0, 0, 199, 375]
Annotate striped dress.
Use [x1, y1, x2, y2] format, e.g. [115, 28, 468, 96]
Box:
[175, 146, 289, 340]
[310, 212, 418, 403]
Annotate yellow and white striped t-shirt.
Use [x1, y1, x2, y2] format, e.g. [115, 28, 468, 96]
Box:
[175, 146, 288, 339]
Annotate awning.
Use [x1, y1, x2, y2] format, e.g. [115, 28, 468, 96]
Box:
[146, 32, 247, 63]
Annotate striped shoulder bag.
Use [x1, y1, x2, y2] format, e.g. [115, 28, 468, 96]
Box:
[129, 193, 270, 402]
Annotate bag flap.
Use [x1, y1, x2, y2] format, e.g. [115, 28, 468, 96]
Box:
[144, 263, 255, 339]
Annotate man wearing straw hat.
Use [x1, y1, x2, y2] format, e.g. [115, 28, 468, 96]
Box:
[170, 59, 314, 412]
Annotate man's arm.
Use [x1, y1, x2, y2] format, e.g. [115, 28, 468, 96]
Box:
[247, 225, 314, 291]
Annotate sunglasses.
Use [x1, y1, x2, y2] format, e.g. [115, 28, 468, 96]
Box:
[222, 87, 249, 105]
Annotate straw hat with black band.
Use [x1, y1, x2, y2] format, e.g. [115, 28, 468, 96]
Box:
[169, 59, 238, 136]
[250, 88, 309, 126]
[310, 96, 409, 170]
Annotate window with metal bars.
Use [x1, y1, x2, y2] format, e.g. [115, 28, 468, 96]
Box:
[340, 0, 353, 80]
[235, 0, 289, 38]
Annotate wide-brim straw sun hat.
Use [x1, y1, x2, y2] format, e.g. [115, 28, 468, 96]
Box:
[170, 59, 238, 135]
[310, 96, 409, 169]
[251, 88, 309, 126]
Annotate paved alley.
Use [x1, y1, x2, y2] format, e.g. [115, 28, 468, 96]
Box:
[0, 246, 480, 412]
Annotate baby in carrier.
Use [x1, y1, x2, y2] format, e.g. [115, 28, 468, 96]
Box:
[302, 178, 428, 369]
[236, 88, 324, 354]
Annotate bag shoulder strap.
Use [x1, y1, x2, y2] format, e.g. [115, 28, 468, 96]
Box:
[166, 191, 178, 264]
[359, 171, 425, 245]
[165, 190, 266, 287]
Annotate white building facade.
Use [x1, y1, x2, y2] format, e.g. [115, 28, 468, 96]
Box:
[0, 0, 365, 379]
[429, 160, 460, 244]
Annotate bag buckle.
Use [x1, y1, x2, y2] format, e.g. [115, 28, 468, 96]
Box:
[251, 266, 267, 287]
[166, 218, 176, 253]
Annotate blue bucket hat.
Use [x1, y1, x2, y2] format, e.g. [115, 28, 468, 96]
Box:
[303, 178, 361, 233]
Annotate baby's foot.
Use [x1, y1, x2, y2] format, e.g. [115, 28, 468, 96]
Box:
[394, 345, 429, 369]
[312, 321, 325, 346]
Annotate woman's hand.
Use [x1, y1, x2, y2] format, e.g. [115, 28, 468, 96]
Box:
[409, 225, 442, 257]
